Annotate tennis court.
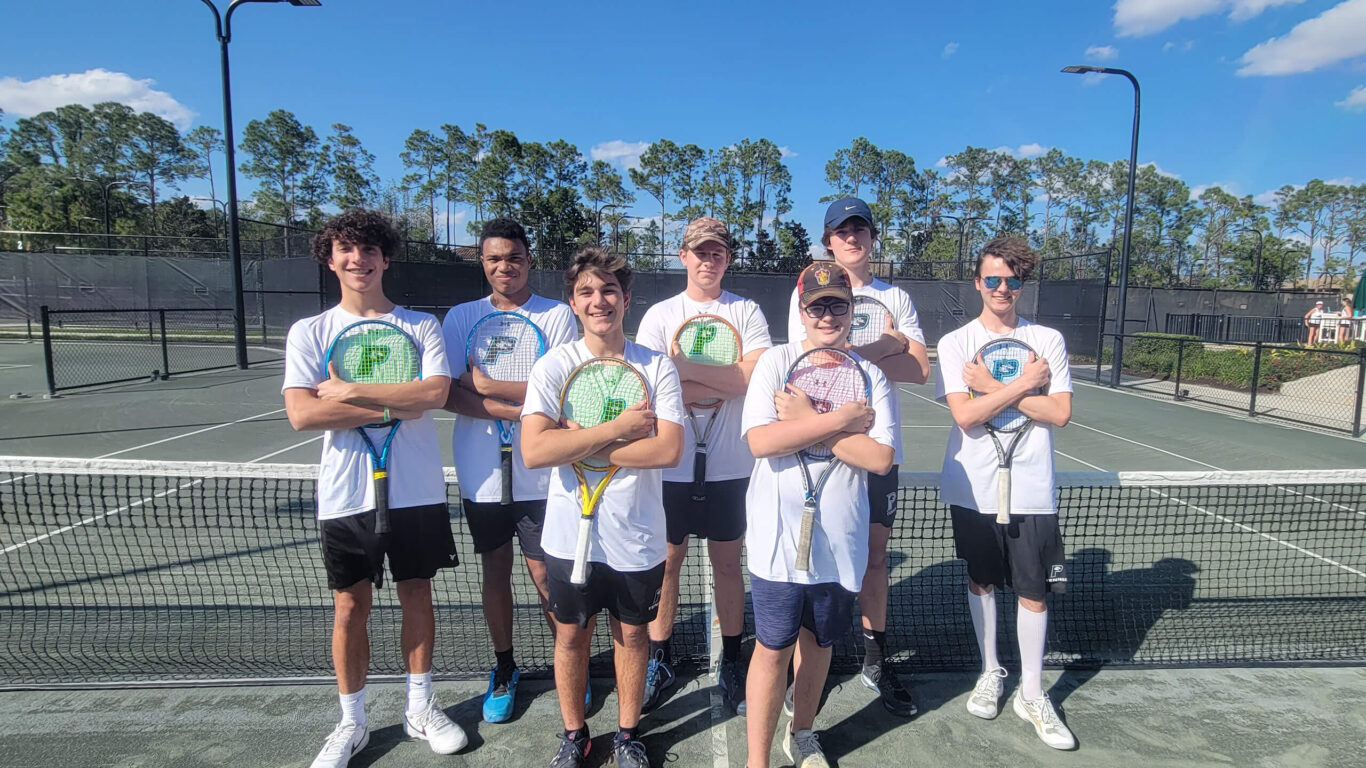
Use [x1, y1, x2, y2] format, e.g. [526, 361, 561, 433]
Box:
[1, 338, 1364, 767]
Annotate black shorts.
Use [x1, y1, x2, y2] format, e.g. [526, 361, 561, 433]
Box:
[319, 503, 457, 591]
[750, 575, 856, 650]
[662, 478, 748, 545]
[544, 555, 664, 627]
[867, 464, 900, 528]
[950, 505, 1067, 601]
[462, 498, 547, 560]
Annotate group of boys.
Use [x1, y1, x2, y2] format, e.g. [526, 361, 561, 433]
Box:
[283, 198, 1076, 768]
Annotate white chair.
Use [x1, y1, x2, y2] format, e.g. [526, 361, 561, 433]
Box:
[1319, 315, 1340, 343]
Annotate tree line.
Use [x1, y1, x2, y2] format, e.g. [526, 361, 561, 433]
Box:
[1, 102, 1361, 288]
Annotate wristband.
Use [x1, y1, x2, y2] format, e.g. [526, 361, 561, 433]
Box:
[383, 406, 391, 422]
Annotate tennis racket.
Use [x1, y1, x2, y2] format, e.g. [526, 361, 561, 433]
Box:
[970, 338, 1045, 525]
[560, 356, 651, 585]
[847, 295, 893, 348]
[324, 319, 422, 535]
[672, 314, 742, 502]
[467, 311, 547, 505]
[784, 347, 872, 571]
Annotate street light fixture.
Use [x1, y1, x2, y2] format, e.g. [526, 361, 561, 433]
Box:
[200, 0, 322, 369]
[1062, 64, 1139, 387]
[190, 196, 230, 240]
[72, 177, 142, 253]
[596, 203, 624, 247]
[935, 214, 985, 279]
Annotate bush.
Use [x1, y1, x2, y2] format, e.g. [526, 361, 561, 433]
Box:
[1116, 334, 1355, 391]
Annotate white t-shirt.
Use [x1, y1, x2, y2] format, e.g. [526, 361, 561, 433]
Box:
[740, 341, 897, 593]
[635, 290, 773, 484]
[787, 278, 924, 465]
[441, 295, 577, 503]
[521, 339, 686, 571]
[282, 305, 451, 520]
[934, 317, 1072, 515]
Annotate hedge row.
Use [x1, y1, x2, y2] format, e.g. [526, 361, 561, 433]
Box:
[1117, 333, 1357, 391]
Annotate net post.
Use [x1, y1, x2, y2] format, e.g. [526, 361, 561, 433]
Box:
[1249, 341, 1262, 417]
[159, 309, 170, 380]
[1174, 338, 1185, 400]
[40, 305, 57, 396]
[1354, 346, 1366, 437]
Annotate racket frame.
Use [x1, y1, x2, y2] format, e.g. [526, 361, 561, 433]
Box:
[847, 295, 893, 348]
[558, 356, 651, 585]
[784, 346, 871, 572]
[323, 319, 422, 536]
[670, 313, 743, 503]
[467, 311, 548, 505]
[969, 337, 1043, 526]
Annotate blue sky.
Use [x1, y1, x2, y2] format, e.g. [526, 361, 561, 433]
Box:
[2, 0, 1363, 238]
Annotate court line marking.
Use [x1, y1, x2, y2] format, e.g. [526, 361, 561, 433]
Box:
[3, 430, 322, 556]
[95, 408, 287, 459]
[0, 364, 31, 371]
[898, 386, 1364, 575]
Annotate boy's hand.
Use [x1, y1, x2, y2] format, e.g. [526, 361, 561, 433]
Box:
[775, 384, 819, 421]
[877, 315, 910, 357]
[610, 401, 656, 441]
[962, 355, 999, 394]
[1019, 353, 1051, 392]
[833, 398, 875, 434]
[316, 362, 356, 403]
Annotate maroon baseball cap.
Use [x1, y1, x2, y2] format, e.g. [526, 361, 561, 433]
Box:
[797, 262, 853, 305]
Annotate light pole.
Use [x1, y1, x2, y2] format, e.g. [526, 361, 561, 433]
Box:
[1063, 64, 1139, 387]
[935, 214, 984, 279]
[1235, 227, 1265, 290]
[73, 177, 139, 253]
[190, 196, 229, 240]
[200, 0, 321, 369]
[596, 203, 623, 247]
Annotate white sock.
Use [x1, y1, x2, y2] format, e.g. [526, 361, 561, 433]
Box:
[407, 671, 432, 716]
[1017, 606, 1048, 701]
[967, 587, 1000, 673]
[340, 688, 367, 726]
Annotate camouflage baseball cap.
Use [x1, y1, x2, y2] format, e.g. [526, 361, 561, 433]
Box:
[682, 217, 732, 251]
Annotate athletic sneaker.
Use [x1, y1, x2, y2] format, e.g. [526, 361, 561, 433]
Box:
[860, 660, 917, 717]
[309, 721, 368, 768]
[483, 666, 520, 723]
[641, 649, 675, 712]
[548, 731, 591, 768]
[717, 657, 746, 715]
[966, 667, 1007, 719]
[1012, 690, 1077, 750]
[611, 733, 650, 768]
[783, 684, 794, 718]
[404, 700, 468, 754]
[783, 727, 830, 768]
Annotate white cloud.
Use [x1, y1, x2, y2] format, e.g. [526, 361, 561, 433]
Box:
[942, 42, 959, 58]
[808, 243, 827, 260]
[1191, 181, 1242, 196]
[1086, 44, 1120, 61]
[988, 143, 1050, 159]
[1142, 161, 1182, 179]
[935, 156, 950, 167]
[1325, 176, 1358, 185]
[1334, 84, 1366, 111]
[1114, 0, 1303, 38]
[1237, 0, 1366, 75]
[0, 69, 195, 128]
[1163, 39, 1197, 52]
[779, 145, 798, 159]
[1254, 185, 1300, 204]
[590, 140, 649, 171]
[1080, 71, 1110, 86]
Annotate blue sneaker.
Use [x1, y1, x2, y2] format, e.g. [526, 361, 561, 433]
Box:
[482, 666, 519, 723]
[642, 650, 675, 713]
[585, 681, 592, 710]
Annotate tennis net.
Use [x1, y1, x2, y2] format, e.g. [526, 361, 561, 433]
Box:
[2, 457, 1364, 688]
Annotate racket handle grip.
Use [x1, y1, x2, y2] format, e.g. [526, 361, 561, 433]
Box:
[374, 472, 392, 535]
[795, 509, 814, 572]
[690, 449, 707, 502]
[500, 445, 514, 506]
[996, 469, 1011, 525]
[570, 516, 593, 585]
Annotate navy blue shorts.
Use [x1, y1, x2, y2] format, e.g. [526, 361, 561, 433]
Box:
[750, 574, 856, 650]
[867, 464, 899, 528]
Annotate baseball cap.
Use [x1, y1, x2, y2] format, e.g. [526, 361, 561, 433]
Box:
[1316, 300, 1324, 305]
[797, 262, 853, 305]
[824, 197, 873, 231]
[681, 217, 731, 251]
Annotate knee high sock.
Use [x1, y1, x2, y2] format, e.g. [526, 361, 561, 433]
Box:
[967, 588, 1000, 673]
[1017, 607, 1048, 701]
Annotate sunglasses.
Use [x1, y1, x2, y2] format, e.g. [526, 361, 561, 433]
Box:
[982, 275, 1023, 291]
[801, 300, 850, 319]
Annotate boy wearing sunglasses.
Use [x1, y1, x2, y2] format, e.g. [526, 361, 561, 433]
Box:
[935, 237, 1075, 750]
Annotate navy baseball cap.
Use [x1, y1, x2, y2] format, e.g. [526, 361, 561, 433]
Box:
[824, 197, 873, 230]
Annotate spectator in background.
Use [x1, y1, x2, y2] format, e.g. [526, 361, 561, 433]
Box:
[1339, 298, 1354, 340]
[1304, 300, 1324, 345]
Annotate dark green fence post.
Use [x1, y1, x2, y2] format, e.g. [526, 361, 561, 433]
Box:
[40, 305, 57, 396]
[1174, 338, 1184, 400]
[1353, 346, 1365, 437]
[159, 309, 170, 380]
[1249, 341, 1262, 417]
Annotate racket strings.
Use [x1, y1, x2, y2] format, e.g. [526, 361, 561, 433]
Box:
[787, 351, 865, 460]
[334, 329, 419, 384]
[677, 319, 740, 365]
[847, 298, 891, 347]
[473, 317, 542, 381]
[979, 342, 1034, 431]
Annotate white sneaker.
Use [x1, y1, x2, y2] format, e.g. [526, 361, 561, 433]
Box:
[966, 667, 1007, 719]
[404, 699, 469, 755]
[783, 727, 830, 768]
[1012, 690, 1077, 750]
[310, 721, 369, 768]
